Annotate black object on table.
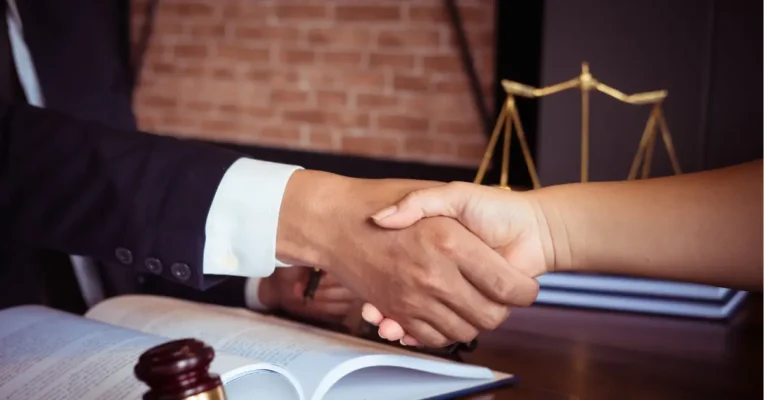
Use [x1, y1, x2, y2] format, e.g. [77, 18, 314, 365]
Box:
[302, 268, 323, 302]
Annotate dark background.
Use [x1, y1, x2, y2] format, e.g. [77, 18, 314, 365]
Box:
[535, 0, 762, 185]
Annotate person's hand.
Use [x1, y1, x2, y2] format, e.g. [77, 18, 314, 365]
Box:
[257, 266, 357, 324]
[275, 172, 540, 348]
[361, 182, 555, 345]
[372, 182, 553, 277]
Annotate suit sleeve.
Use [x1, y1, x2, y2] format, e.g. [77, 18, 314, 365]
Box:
[0, 103, 241, 290]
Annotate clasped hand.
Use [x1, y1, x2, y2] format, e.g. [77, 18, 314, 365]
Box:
[363, 182, 552, 346]
[258, 266, 356, 324]
[278, 173, 546, 349]
[279, 162, 762, 347]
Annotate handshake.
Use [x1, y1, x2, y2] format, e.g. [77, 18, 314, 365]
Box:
[265, 160, 762, 348]
[273, 170, 555, 349]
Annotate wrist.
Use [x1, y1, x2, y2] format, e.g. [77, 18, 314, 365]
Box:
[276, 172, 444, 276]
[256, 277, 281, 310]
[527, 188, 572, 274]
[275, 169, 351, 270]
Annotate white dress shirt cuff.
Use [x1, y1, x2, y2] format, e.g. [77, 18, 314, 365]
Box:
[244, 277, 269, 311]
[203, 158, 302, 277]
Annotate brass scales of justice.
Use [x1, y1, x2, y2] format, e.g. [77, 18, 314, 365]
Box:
[474, 62, 683, 190]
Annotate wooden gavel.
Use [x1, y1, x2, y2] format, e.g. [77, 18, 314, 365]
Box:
[134, 338, 227, 400]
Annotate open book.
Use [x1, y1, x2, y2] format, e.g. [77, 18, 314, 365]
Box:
[0, 294, 514, 400]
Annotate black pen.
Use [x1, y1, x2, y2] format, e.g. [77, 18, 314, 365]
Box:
[303, 267, 323, 302]
[447, 338, 478, 354]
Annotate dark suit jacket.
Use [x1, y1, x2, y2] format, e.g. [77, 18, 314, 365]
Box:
[0, 102, 242, 304]
[0, 0, 249, 311]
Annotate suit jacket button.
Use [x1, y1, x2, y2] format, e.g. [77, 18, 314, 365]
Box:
[145, 258, 163, 274]
[170, 263, 191, 281]
[115, 247, 133, 265]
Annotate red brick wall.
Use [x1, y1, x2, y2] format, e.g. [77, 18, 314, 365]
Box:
[131, 0, 495, 166]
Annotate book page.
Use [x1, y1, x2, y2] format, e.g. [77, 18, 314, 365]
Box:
[323, 366, 507, 400]
[87, 295, 360, 397]
[312, 354, 503, 400]
[87, 295, 509, 400]
[0, 305, 298, 400]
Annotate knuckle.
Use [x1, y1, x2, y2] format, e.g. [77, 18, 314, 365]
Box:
[493, 308, 512, 329]
[399, 190, 420, 208]
[513, 278, 541, 307]
[447, 181, 469, 191]
[405, 322, 447, 348]
[455, 326, 479, 343]
[432, 336, 452, 348]
[420, 273, 449, 297]
[474, 312, 492, 331]
[493, 276, 517, 304]
[411, 225, 431, 250]
[478, 306, 509, 330]
[409, 261, 449, 297]
[433, 230, 459, 256]
[522, 279, 541, 306]
[488, 311, 507, 330]
[503, 306, 512, 321]
[398, 292, 421, 314]
[386, 295, 411, 319]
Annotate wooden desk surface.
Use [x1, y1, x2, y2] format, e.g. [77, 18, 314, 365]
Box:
[457, 294, 762, 399]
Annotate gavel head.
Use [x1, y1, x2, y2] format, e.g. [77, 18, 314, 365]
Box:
[134, 338, 225, 400]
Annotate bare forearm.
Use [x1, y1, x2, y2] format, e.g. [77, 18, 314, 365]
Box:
[535, 161, 763, 291]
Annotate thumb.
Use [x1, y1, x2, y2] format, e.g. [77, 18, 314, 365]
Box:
[370, 183, 464, 229]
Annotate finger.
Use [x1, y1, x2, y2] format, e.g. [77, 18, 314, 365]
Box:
[455, 233, 540, 307]
[499, 265, 541, 307]
[400, 318, 453, 349]
[291, 273, 345, 299]
[312, 286, 357, 302]
[419, 301, 479, 345]
[361, 303, 384, 325]
[282, 299, 352, 319]
[401, 334, 420, 346]
[370, 184, 466, 229]
[311, 301, 353, 316]
[280, 266, 312, 281]
[290, 279, 343, 298]
[287, 268, 313, 296]
[292, 281, 306, 298]
[440, 271, 511, 332]
[317, 273, 344, 288]
[378, 318, 405, 341]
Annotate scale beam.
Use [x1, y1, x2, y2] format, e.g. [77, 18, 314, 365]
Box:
[476, 62, 682, 188]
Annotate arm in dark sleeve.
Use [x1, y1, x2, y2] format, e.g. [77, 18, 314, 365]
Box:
[0, 103, 241, 290]
[140, 274, 249, 308]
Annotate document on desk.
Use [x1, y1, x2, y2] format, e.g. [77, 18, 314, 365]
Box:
[0, 294, 515, 400]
